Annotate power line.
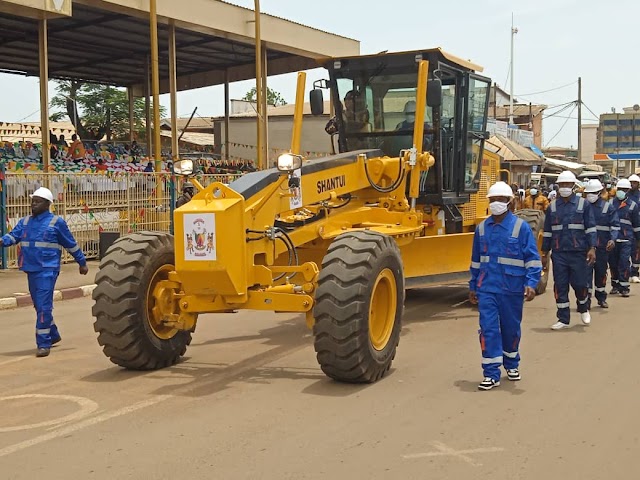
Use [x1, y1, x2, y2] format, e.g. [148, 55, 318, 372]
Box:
[544, 103, 577, 147]
[543, 102, 577, 119]
[581, 101, 601, 122]
[16, 109, 41, 122]
[516, 81, 577, 97]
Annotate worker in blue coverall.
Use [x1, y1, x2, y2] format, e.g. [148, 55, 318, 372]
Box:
[626, 174, 640, 283]
[542, 171, 597, 330]
[469, 181, 542, 391]
[0, 187, 88, 357]
[583, 179, 619, 309]
[608, 178, 640, 297]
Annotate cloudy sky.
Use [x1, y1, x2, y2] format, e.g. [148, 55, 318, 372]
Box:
[1, 0, 638, 148]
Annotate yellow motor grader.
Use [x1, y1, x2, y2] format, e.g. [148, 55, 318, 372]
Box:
[92, 48, 547, 383]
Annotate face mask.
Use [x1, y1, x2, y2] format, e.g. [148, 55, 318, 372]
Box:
[559, 187, 573, 198]
[530, 188, 538, 196]
[489, 201, 509, 216]
[586, 193, 600, 204]
[606, 184, 612, 189]
[405, 114, 415, 123]
[616, 190, 627, 201]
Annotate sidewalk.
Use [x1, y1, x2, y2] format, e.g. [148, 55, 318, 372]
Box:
[0, 261, 99, 310]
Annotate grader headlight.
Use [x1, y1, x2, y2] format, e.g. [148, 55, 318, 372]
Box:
[277, 153, 303, 173]
[173, 159, 194, 176]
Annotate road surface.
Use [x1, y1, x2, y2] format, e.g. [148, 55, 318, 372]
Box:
[1, 284, 639, 479]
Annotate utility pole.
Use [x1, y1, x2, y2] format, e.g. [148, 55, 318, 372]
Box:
[577, 77, 582, 162]
[509, 14, 518, 126]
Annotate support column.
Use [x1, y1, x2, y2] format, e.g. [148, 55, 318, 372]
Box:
[127, 86, 135, 144]
[254, 0, 264, 169]
[261, 42, 268, 167]
[150, 0, 162, 172]
[168, 19, 179, 161]
[144, 55, 151, 158]
[224, 69, 230, 160]
[38, 19, 50, 172]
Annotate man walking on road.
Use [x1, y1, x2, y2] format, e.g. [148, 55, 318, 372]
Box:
[0, 187, 88, 357]
[542, 171, 597, 330]
[469, 181, 542, 391]
[609, 178, 640, 297]
[523, 186, 550, 212]
[583, 180, 619, 309]
[626, 174, 640, 283]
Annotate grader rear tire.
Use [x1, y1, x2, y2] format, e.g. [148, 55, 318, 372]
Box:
[516, 208, 548, 295]
[92, 231, 192, 370]
[312, 231, 404, 383]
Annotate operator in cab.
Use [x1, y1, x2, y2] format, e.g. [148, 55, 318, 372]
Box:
[469, 181, 541, 391]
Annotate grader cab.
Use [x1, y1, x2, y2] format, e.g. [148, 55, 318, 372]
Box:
[92, 48, 547, 383]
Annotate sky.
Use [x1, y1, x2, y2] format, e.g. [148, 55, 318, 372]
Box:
[1, 0, 639, 148]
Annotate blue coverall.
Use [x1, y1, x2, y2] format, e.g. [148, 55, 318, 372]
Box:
[609, 198, 640, 294]
[1, 212, 86, 348]
[587, 199, 619, 306]
[542, 195, 597, 325]
[627, 190, 640, 277]
[469, 212, 542, 382]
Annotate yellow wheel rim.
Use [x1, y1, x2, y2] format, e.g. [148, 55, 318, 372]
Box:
[146, 264, 179, 340]
[368, 268, 397, 351]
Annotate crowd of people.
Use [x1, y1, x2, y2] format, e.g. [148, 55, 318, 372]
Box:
[470, 171, 640, 391]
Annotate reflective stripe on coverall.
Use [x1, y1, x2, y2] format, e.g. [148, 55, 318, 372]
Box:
[587, 199, 619, 305]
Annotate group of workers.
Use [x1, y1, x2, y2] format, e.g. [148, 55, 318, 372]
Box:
[471, 171, 640, 390]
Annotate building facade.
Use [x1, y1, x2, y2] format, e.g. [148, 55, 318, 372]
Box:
[597, 110, 640, 154]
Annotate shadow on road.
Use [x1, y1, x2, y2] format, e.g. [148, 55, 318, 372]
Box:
[79, 285, 472, 399]
[454, 379, 527, 395]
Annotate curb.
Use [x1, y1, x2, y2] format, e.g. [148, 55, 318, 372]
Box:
[0, 284, 97, 310]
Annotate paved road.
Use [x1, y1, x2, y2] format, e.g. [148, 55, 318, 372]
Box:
[1, 285, 639, 479]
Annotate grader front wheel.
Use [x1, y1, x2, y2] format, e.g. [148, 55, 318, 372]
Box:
[313, 231, 404, 383]
[516, 209, 548, 295]
[92, 232, 192, 370]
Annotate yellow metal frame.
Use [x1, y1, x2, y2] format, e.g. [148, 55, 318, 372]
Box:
[160, 56, 499, 333]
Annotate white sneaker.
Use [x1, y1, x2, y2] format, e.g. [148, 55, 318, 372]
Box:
[551, 321, 570, 330]
[631, 276, 640, 284]
[581, 312, 591, 325]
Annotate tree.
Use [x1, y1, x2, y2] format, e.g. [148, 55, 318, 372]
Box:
[242, 87, 287, 107]
[49, 81, 166, 141]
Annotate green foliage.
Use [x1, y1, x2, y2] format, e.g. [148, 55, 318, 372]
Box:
[242, 87, 288, 107]
[49, 81, 166, 141]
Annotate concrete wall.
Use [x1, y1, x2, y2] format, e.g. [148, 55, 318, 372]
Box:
[216, 115, 333, 165]
[580, 124, 597, 163]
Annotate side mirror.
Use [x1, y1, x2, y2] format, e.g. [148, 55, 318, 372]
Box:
[427, 79, 442, 107]
[174, 159, 194, 176]
[310, 89, 324, 115]
[277, 153, 303, 173]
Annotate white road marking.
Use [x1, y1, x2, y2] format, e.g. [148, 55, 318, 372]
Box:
[0, 394, 99, 432]
[403, 441, 504, 466]
[0, 356, 31, 367]
[0, 395, 171, 458]
[451, 299, 470, 308]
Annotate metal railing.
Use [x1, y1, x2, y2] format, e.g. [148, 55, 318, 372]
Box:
[0, 168, 243, 268]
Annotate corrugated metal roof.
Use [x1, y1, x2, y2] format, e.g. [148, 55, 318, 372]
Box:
[486, 134, 542, 162]
[160, 130, 215, 146]
[493, 104, 546, 118]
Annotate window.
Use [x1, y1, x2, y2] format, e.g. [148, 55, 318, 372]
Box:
[464, 76, 490, 191]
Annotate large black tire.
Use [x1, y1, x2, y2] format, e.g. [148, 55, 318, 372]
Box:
[312, 231, 404, 383]
[92, 231, 192, 370]
[516, 209, 548, 295]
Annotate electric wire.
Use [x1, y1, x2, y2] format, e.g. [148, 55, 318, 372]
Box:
[515, 81, 577, 97]
[544, 103, 577, 147]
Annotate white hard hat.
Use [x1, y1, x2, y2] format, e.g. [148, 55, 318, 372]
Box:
[617, 178, 632, 190]
[584, 179, 604, 193]
[628, 174, 640, 183]
[486, 181, 514, 198]
[557, 170, 577, 184]
[30, 187, 54, 203]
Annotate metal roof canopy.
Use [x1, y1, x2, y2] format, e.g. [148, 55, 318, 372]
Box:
[0, 0, 360, 93]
